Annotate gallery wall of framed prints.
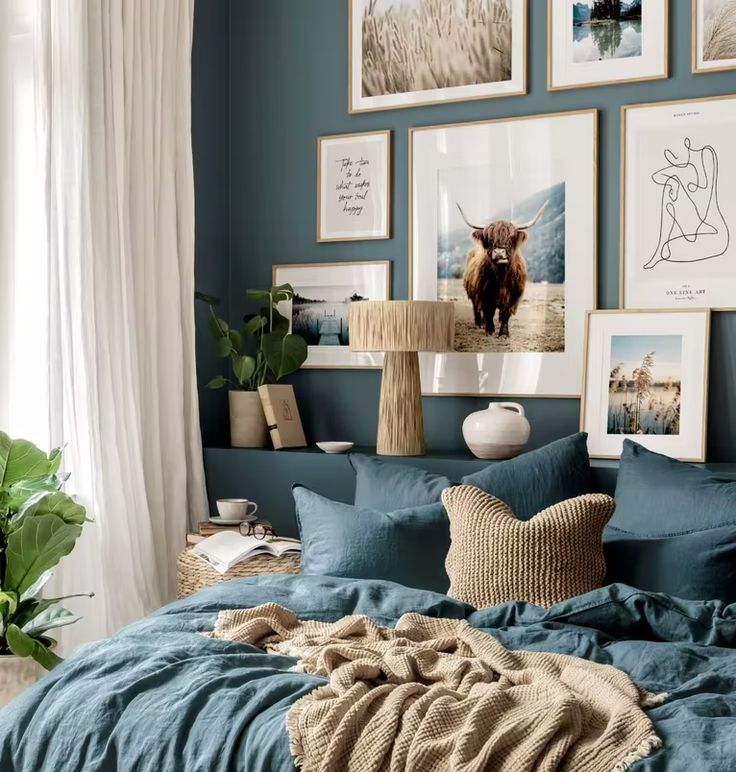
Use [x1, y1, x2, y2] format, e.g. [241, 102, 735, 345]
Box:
[272, 0, 736, 461]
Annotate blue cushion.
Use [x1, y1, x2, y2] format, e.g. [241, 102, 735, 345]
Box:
[349, 453, 452, 511]
[604, 440, 736, 603]
[293, 485, 450, 593]
[460, 433, 591, 520]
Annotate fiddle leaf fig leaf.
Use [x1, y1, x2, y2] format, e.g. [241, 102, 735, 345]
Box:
[262, 332, 308, 380]
[5, 513, 83, 595]
[22, 604, 81, 637]
[0, 435, 59, 490]
[14, 491, 87, 527]
[7, 475, 63, 512]
[6, 624, 63, 671]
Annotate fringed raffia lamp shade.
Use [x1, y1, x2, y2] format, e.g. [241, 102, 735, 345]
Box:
[350, 301, 454, 456]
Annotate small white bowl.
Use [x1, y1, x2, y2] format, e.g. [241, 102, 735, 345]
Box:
[316, 441, 354, 454]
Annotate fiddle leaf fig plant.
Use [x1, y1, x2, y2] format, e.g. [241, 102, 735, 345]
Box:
[196, 285, 308, 390]
[0, 432, 92, 670]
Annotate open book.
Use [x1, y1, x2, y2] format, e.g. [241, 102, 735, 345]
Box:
[192, 531, 301, 575]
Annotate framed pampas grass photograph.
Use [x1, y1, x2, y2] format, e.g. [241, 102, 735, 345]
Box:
[693, 0, 736, 73]
[349, 0, 527, 113]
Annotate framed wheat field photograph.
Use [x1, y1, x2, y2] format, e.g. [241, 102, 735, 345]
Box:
[621, 95, 736, 310]
[349, 0, 527, 113]
[409, 109, 597, 397]
[317, 130, 391, 242]
[272, 261, 391, 368]
[581, 309, 710, 461]
[693, 0, 736, 73]
[548, 0, 668, 91]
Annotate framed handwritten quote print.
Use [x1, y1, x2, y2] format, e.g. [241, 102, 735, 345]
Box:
[621, 95, 736, 310]
[317, 130, 391, 242]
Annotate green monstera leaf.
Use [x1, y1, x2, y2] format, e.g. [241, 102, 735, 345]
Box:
[262, 332, 308, 380]
[5, 511, 83, 595]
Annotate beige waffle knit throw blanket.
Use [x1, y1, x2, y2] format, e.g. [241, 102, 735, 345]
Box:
[207, 603, 665, 772]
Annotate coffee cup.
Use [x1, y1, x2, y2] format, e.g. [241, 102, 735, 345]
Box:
[216, 498, 259, 520]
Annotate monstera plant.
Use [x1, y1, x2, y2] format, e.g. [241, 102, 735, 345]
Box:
[196, 285, 308, 391]
[0, 432, 91, 670]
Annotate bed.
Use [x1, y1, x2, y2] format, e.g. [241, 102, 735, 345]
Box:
[0, 573, 734, 771]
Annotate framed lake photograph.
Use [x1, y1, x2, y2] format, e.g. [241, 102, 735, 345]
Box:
[410, 109, 597, 397]
[349, 0, 527, 113]
[621, 95, 736, 310]
[317, 130, 391, 242]
[581, 309, 710, 460]
[272, 261, 391, 368]
[548, 0, 669, 91]
[693, 0, 736, 73]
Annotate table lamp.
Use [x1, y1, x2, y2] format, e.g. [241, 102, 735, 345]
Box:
[349, 300, 454, 456]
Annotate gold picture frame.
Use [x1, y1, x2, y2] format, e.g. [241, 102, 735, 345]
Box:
[547, 0, 669, 92]
[580, 308, 710, 461]
[316, 129, 391, 243]
[409, 108, 598, 398]
[692, 0, 736, 74]
[272, 260, 391, 369]
[619, 93, 736, 311]
[348, 0, 528, 114]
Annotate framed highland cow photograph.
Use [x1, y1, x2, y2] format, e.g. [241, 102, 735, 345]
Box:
[581, 309, 710, 460]
[409, 109, 597, 397]
[548, 0, 669, 91]
[349, 0, 527, 113]
[272, 261, 391, 368]
[621, 95, 736, 310]
[693, 0, 736, 73]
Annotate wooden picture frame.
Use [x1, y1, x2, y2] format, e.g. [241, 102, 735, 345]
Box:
[348, 0, 527, 114]
[620, 94, 736, 311]
[692, 0, 736, 74]
[272, 260, 391, 369]
[580, 308, 710, 461]
[317, 130, 391, 243]
[409, 109, 598, 398]
[547, 0, 669, 91]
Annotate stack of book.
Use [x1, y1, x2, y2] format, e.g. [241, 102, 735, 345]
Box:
[187, 521, 236, 545]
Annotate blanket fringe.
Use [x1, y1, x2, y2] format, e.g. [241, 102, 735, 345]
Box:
[640, 691, 669, 708]
[612, 735, 663, 772]
[285, 685, 332, 771]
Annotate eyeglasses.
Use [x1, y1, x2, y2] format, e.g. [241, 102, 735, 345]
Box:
[238, 519, 277, 540]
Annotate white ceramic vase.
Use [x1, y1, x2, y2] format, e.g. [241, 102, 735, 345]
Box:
[462, 402, 531, 460]
[229, 391, 269, 448]
[0, 654, 45, 708]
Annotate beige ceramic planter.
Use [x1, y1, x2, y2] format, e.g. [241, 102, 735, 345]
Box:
[229, 390, 269, 448]
[0, 654, 46, 708]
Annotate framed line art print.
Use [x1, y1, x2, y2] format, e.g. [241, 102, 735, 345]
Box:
[548, 0, 668, 91]
[410, 109, 597, 397]
[581, 309, 710, 461]
[621, 95, 736, 310]
[693, 0, 736, 74]
[317, 130, 391, 242]
[349, 0, 527, 113]
[272, 261, 391, 368]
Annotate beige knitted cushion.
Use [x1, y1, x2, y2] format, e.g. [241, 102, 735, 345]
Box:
[441, 485, 616, 609]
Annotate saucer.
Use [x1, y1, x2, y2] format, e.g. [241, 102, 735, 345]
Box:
[209, 515, 257, 526]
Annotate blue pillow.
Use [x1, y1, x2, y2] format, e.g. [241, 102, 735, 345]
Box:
[460, 433, 591, 520]
[293, 485, 450, 594]
[349, 453, 453, 511]
[604, 440, 736, 603]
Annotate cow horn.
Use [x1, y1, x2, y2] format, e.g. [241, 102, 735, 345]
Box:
[515, 200, 549, 230]
[456, 203, 485, 231]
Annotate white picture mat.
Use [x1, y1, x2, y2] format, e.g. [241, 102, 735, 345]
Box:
[695, 0, 736, 71]
[411, 110, 596, 396]
[550, 0, 667, 88]
[318, 133, 389, 240]
[623, 96, 736, 309]
[582, 311, 709, 460]
[273, 262, 389, 368]
[350, 0, 526, 112]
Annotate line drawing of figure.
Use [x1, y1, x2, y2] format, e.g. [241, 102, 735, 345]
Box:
[644, 137, 730, 270]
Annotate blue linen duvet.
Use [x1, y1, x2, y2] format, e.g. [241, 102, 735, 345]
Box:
[0, 575, 735, 771]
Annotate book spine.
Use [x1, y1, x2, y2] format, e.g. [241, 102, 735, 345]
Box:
[258, 387, 284, 449]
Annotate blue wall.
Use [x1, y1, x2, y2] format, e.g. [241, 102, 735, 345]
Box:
[194, 0, 736, 461]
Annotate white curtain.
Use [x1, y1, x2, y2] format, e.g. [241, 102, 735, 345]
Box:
[1, 0, 208, 650]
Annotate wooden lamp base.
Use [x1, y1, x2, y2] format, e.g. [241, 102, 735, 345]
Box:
[376, 351, 425, 456]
